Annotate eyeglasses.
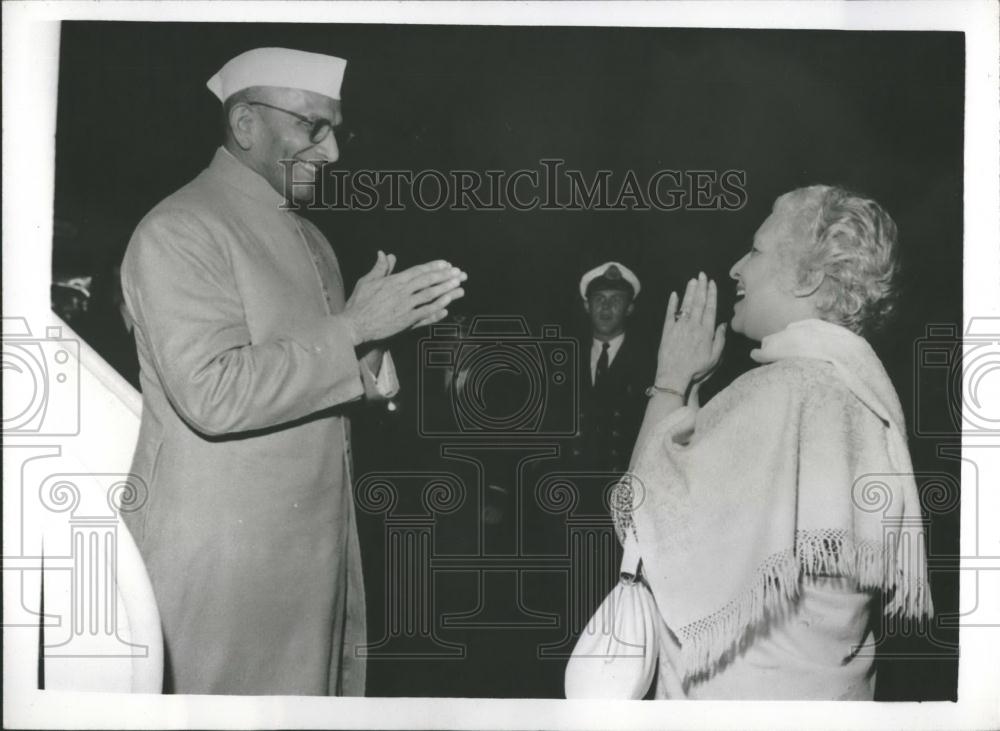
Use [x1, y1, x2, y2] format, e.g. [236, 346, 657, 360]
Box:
[246, 100, 347, 145]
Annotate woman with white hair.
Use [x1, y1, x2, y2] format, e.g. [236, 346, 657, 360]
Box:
[619, 185, 933, 699]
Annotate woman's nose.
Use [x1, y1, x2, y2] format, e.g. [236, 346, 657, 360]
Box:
[729, 254, 746, 280]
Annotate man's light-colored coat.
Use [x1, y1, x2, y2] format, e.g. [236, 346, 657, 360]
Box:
[121, 147, 385, 695]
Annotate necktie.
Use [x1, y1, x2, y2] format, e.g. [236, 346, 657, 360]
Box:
[595, 341, 610, 390]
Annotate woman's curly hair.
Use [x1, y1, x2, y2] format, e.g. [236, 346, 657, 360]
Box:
[788, 185, 900, 336]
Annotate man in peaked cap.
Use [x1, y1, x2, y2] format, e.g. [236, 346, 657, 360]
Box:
[573, 262, 655, 475]
[120, 47, 467, 695]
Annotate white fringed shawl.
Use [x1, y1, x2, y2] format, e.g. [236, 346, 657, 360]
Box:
[620, 319, 933, 679]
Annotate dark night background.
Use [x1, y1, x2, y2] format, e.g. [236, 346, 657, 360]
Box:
[53, 22, 963, 700]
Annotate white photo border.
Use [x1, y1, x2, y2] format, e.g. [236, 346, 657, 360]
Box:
[3, 2, 998, 729]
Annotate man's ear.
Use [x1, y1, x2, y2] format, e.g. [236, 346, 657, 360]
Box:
[792, 268, 825, 298]
[626, 302, 635, 317]
[228, 103, 257, 151]
[582, 298, 592, 315]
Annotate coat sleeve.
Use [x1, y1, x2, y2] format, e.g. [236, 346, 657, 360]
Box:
[122, 208, 365, 436]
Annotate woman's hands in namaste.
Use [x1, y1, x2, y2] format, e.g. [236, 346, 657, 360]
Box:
[655, 272, 726, 397]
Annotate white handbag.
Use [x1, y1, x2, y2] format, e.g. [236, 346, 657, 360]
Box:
[564, 536, 660, 699]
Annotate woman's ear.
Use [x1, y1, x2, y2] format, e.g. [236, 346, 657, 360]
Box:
[793, 267, 825, 298]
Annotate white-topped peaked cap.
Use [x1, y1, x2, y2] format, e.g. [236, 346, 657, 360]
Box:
[579, 262, 641, 300]
[207, 47, 347, 102]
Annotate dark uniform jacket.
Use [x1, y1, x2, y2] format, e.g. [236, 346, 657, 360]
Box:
[572, 333, 655, 475]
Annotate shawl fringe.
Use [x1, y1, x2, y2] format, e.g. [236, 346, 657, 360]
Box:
[674, 528, 933, 679]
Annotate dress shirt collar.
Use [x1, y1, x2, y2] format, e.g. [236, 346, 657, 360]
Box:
[590, 332, 626, 384]
[592, 332, 626, 364]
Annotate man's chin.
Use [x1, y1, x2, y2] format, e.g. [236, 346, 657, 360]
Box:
[291, 171, 320, 188]
[288, 173, 321, 204]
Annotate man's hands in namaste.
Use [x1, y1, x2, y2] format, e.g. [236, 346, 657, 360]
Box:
[344, 251, 467, 345]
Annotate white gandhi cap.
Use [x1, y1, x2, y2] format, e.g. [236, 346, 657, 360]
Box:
[207, 47, 347, 102]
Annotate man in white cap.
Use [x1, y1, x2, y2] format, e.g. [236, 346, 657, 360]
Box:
[120, 47, 467, 695]
[572, 262, 655, 474]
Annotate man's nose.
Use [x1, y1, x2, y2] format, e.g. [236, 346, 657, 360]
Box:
[314, 131, 339, 163]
